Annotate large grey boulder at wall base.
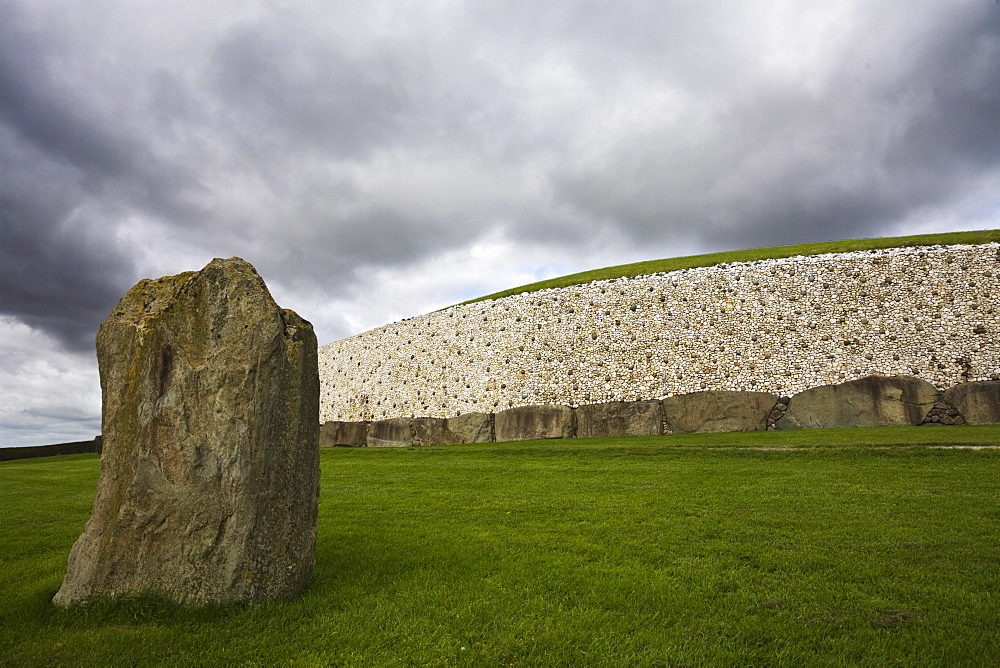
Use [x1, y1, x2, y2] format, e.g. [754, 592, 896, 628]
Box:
[494, 404, 576, 442]
[445, 412, 494, 443]
[942, 381, 1000, 424]
[52, 258, 320, 607]
[776, 375, 938, 430]
[366, 413, 495, 447]
[367, 417, 414, 447]
[412, 417, 452, 446]
[576, 401, 663, 438]
[320, 420, 369, 447]
[661, 391, 778, 433]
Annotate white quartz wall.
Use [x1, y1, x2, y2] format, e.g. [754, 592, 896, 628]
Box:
[319, 244, 1000, 422]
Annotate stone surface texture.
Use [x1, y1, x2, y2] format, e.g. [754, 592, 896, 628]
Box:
[319, 244, 1000, 424]
[494, 405, 576, 442]
[320, 420, 369, 447]
[445, 412, 494, 443]
[576, 400, 663, 438]
[776, 375, 938, 429]
[661, 391, 778, 433]
[921, 400, 967, 425]
[412, 417, 452, 446]
[53, 258, 319, 607]
[942, 381, 1000, 424]
[367, 417, 414, 447]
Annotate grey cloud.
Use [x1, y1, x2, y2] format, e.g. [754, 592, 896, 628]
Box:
[0, 24, 131, 179]
[1, 0, 999, 446]
[883, 7, 1000, 176]
[0, 3, 213, 350]
[207, 23, 409, 159]
[0, 128, 135, 350]
[0, 199, 134, 351]
[545, 2, 1000, 252]
[0, 398, 102, 446]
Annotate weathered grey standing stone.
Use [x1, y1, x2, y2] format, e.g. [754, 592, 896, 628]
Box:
[494, 404, 575, 442]
[367, 417, 414, 447]
[661, 391, 778, 433]
[776, 375, 938, 430]
[942, 381, 1000, 424]
[320, 420, 369, 447]
[576, 401, 663, 438]
[445, 412, 494, 443]
[53, 258, 319, 607]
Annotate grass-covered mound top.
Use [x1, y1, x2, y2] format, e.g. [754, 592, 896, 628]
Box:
[460, 229, 1000, 306]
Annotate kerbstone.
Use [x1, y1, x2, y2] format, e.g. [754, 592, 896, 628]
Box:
[445, 412, 494, 443]
[412, 417, 450, 446]
[661, 391, 778, 433]
[494, 404, 575, 442]
[576, 400, 663, 438]
[53, 258, 319, 607]
[367, 417, 413, 447]
[942, 381, 1000, 424]
[320, 421, 369, 447]
[776, 375, 938, 429]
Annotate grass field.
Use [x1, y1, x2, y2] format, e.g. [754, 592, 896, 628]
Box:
[458, 229, 1000, 306]
[3, 426, 1000, 665]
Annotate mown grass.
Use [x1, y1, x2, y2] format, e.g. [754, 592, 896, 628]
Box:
[459, 229, 1000, 306]
[3, 426, 1000, 665]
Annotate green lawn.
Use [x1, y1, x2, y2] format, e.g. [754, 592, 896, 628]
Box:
[3, 427, 1000, 665]
[458, 229, 1000, 306]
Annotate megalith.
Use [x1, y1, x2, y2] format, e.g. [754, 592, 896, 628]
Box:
[412, 417, 450, 446]
[53, 258, 320, 606]
[661, 391, 778, 434]
[445, 412, 494, 444]
[776, 375, 938, 429]
[494, 404, 576, 442]
[320, 420, 369, 447]
[942, 381, 1000, 425]
[367, 417, 414, 447]
[576, 400, 663, 438]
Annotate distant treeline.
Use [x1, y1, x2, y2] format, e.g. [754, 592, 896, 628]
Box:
[0, 436, 102, 462]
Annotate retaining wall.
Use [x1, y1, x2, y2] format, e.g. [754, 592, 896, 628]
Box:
[321, 378, 1000, 447]
[320, 244, 1000, 423]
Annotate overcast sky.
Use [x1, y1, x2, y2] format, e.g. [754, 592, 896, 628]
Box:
[2, 1, 999, 446]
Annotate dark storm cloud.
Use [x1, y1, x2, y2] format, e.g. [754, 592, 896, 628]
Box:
[0, 2, 210, 350]
[544, 1, 1000, 251]
[1, 0, 999, 446]
[0, 129, 135, 351]
[0, 13, 132, 179]
[3, 0, 998, 346]
[208, 24, 409, 159]
[884, 7, 1000, 178]
[0, 191, 130, 352]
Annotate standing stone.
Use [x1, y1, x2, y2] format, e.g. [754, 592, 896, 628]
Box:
[53, 258, 319, 606]
[576, 401, 663, 438]
[776, 375, 938, 430]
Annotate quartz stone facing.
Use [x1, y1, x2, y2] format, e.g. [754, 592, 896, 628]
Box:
[320, 244, 1000, 423]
